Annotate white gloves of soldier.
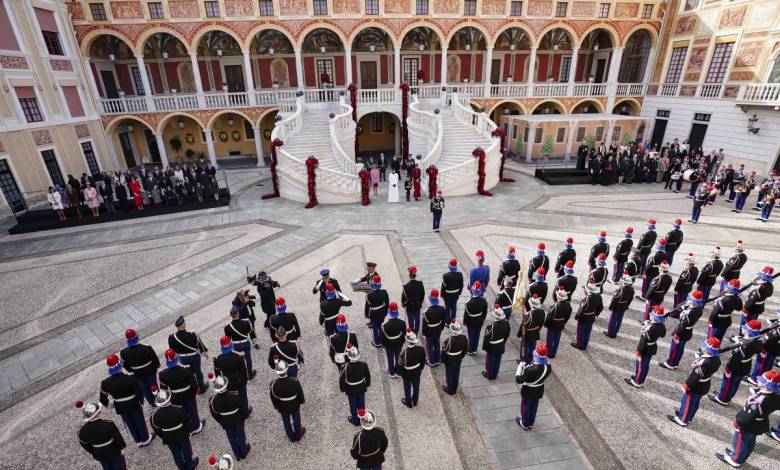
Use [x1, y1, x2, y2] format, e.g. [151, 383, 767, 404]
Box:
[338, 291, 351, 302]
[515, 361, 526, 377]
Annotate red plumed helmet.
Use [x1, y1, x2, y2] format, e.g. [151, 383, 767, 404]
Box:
[124, 329, 137, 340]
[648, 218, 656, 224]
[207, 372, 214, 380]
[275, 297, 286, 306]
[675, 218, 682, 225]
[706, 337, 721, 349]
[763, 266, 774, 274]
[729, 279, 740, 288]
[473, 280, 481, 289]
[75, 400, 84, 409]
[164, 348, 177, 361]
[208, 455, 217, 466]
[389, 301, 398, 311]
[337, 313, 346, 323]
[449, 258, 458, 267]
[566, 237, 573, 244]
[494, 303, 501, 309]
[537, 243, 545, 250]
[565, 260, 574, 268]
[430, 289, 440, 298]
[626, 227, 633, 233]
[372, 275, 382, 284]
[536, 267, 546, 275]
[746, 320, 763, 331]
[476, 250, 485, 258]
[408, 265, 417, 274]
[653, 305, 664, 314]
[220, 335, 232, 347]
[326, 283, 335, 292]
[599, 231, 606, 237]
[597, 253, 606, 260]
[535, 344, 548, 356]
[406, 327, 412, 333]
[346, 342, 353, 349]
[691, 291, 703, 300]
[508, 246, 516, 254]
[659, 239, 667, 245]
[106, 354, 120, 367]
[357, 409, 366, 417]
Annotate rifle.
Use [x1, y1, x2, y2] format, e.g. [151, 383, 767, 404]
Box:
[716, 320, 780, 355]
[662, 271, 780, 318]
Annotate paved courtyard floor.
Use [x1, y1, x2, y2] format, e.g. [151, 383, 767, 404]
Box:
[0, 164, 778, 469]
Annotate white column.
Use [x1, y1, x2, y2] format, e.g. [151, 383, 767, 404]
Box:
[606, 47, 624, 111]
[394, 121, 401, 156]
[565, 122, 577, 158]
[154, 133, 170, 168]
[526, 125, 535, 162]
[253, 127, 265, 167]
[527, 48, 537, 97]
[567, 48, 579, 96]
[106, 133, 123, 169]
[135, 56, 154, 110]
[483, 47, 493, 97]
[83, 58, 103, 111]
[394, 47, 401, 87]
[440, 47, 448, 87]
[606, 120, 615, 147]
[242, 51, 255, 105]
[204, 129, 218, 167]
[294, 48, 304, 90]
[190, 53, 206, 108]
[345, 48, 353, 85]
[642, 47, 656, 85]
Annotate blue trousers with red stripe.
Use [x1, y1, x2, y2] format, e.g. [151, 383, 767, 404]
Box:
[406, 308, 421, 335]
[545, 329, 562, 358]
[672, 292, 686, 311]
[520, 339, 537, 363]
[612, 262, 625, 282]
[634, 354, 652, 385]
[708, 323, 728, 341]
[181, 399, 200, 431]
[99, 455, 126, 470]
[136, 374, 158, 406]
[665, 335, 687, 368]
[606, 309, 626, 337]
[466, 325, 482, 353]
[444, 300, 457, 323]
[120, 406, 150, 444]
[485, 353, 502, 379]
[166, 438, 194, 470]
[520, 398, 540, 427]
[750, 351, 776, 381]
[425, 333, 441, 364]
[445, 364, 461, 393]
[717, 370, 743, 403]
[225, 422, 249, 460]
[697, 283, 713, 301]
[575, 321, 593, 349]
[644, 298, 662, 321]
[676, 390, 702, 424]
[731, 429, 757, 465]
[641, 275, 653, 298]
[761, 203, 773, 220]
[385, 348, 400, 375]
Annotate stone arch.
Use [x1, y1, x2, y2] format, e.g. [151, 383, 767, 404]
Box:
[350, 24, 397, 50]
[156, 112, 206, 134]
[578, 25, 619, 49]
[487, 99, 528, 116]
[104, 115, 156, 135]
[570, 98, 604, 114]
[621, 25, 658, 48]
[205, 109, 254, 130]
[81, 30, 136, 58]
[531, 99, 566, 114]
[191, 25, 245, 53]
[356, 107, 402, 121]
[255, 107, 280, 129]
[136, 27, 193, 56]
[446, 24, 491, 49]
[242, 24, 296, 52]
[612, 98, 642, 115]
[534, 24, 578, 49]
[269, 58, 291, 87]
[492, 25, 536, 50]
[397, 22, 445, 50]
[296, 24, 348, 50]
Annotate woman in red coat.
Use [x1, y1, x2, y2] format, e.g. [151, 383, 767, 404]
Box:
[129, 177, 144, 211]
[412, 162, 422, 201]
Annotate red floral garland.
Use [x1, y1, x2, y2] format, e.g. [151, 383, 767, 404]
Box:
[472, 147, 492, 197]
[320, 72, 331, 85]
[426, 165, 438, 199]
[359, 167, 371, 205]
[417, 69, 426, 82]
[305, 156, 319, 209]
[491, 129, 515, 183]
[348, 84, 359, 157]
[262, 138, 283, 200]
[400, 83, 409, 166]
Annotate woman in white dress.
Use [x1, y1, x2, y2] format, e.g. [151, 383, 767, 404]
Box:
[47, 186, 66, 221]
[387, 170, 400, 203]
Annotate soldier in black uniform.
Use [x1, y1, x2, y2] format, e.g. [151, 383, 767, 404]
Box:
[441, 320, 468, 394]
[214, 336, 251, 412]
[636, 218, 657, 273]
[150, 388, 199, 470]
[319, 282, 352, 336]
[738, 266, 774, 333]
[664, 218, 684, 265]
[624, 249, 642, 280]
[708, 279, 743, 341]
[99, 354, 155, 447]
[168, 316, 209, 394]
[159, 349, 205, 435]
[494, 278, 515, 319]
[381, 303, 406, 378]
[497, 247, 520, 287]
[268, 326, 304, 378]
[720, 241, 747, 294]
[464, 281, 488, 354]
[330, 314, 359, 369]
[528, 243, 550, 282]
[397, 329, 426, 407]
[119, 328, 160, 406]
[697, 247, 723, 300]
[254, 270, 280, 328]
[605, 274, 635, 338]
[365, 276, 389, 347]
[482, 305, 511, 379]
[612, 227, 633, 283]
[441, 258, 464, 322]
[313, 268, 341, 302]
[669, 337, 722, 426]
[673, 254, 698, 309]
[515, 344, 552, 430]
[76, 400, 127, 470]
[225, 307, 255, 378]
[525, 268, 549, 310]
[339, 344, 371, 426]
[208, 375, 251, 461]
[231, 289, 258, 347]
[358, 262, 379, 283]
[625, 306, 667, 388]
[641, 239, 667, 300]
[402, 266, 425, 334]
[554, 237, 576, 277]
[556, 261, 577, 301]
[571, 282, 603, 350]
[588, 231, 610, 270]
[660, 290, 705, 370]
[544, 287, 572, 358]
[748, 322, 780, 385]
[422, 289, 446, 366]
[269, 297, 301, 343]
[351, 409, 389, 469]
[644, 260, 671, 321]
[269, 360, 306, 442]
[588, 254, 608, 294]
[519, 295, 545, 363]
[710, 320, 764, 406]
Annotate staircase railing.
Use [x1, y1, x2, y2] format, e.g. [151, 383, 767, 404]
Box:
[357, 88, 400, 104]
[408, 96, 443, 170]
[451, 93, 498, 139]
[271, 95, 305, 142]
[329, 97, 359, 174]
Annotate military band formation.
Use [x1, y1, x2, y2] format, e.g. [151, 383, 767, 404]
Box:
[75, 216, 779, 469]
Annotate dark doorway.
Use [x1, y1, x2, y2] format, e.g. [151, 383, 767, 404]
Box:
[688, 123, 708, 150]
[491, 59, 502, 84]
[403, 57, 419, 86]
[360, 61, 377, 89]
[100, 70, 119, 98]
[650, 119, 667, 149]
[144, 129, 161, 163]
[0, 159, 25, 213]
[223, 65, 245, 92]
[595, 59, 607, 83]
[118, 132, 137, 167]
[40, 150, 65, 187]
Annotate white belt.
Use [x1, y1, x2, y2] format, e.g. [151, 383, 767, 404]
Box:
[446, 350, 462, 355]
[219, 409, 239, 416]
[524, 382, 544, 388]
[754, 301, 764, 305]
[324, 314, 339, 321]
[179, 352, 197, 357]
[370, 303, 386, 311]
[505, 275, 516, 280]
[404, 364, 420, 370]
[113, 395, 136, 402]
[741, 358, 752, 363]
[93, 439, 114, 448]
[276, 395, 297, 402]
[699, 378, 711, 382]
[233, 339, 250, 344]
[445, 289, 459, 293]
[717, 314, 731, 318]
[466, 311, 481, 317]
[385, 333, 401, 340]
[170, 385, 191, 393]
[646, 341, 657, 345]
[489, 339, 504, 344]
[131, 360, 152, 370]
[428, 322, 442, 328]
[685, 326, 694, 330]
[162, 424, 183, 432]
[346, 378, 365, 386]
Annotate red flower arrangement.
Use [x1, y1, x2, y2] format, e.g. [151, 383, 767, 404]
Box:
[262, 138, 283, 200]
[348, 83, 359, 157]
[426, 165, 438, 199]
[320, 72, 331, 85]
[358, 166, 371, 205]
[472, 147, 492, 196]
[400, 83, 409, 165]
[305, 155, 319, 209]
[416, 69, 426, 82]
[491, 128, 515, 183]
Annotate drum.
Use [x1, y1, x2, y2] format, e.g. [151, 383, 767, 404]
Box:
[350, 279, 371, 293]
[683, 169, 696, 182]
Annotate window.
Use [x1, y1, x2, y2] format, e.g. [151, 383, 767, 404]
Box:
[316, 59, 334, 87]
[40, 150, 65, 187]
[595, 126, 604, 141]
[576, 127, 586, 142]
[416, 0, 428, 14]
[313, 0, 328, 15]
[705, 42, 734, 83]
[204, 1, 220, 17]
[560, 56, 572, 82]
[371, 114, 383, 132]
[534, 128, 543, 144]
[0, 159, 25, 214]
[89, 3, 107, 20]
[364, 0, 379, 14]
[403, 57, 420, 86]
[148, 2, 165, 19]
[684, 0, 699, 11]
[612, 126, 622, 142]
[62, 86, 85, 117]
[244, 120, 255, 139]
[81, 142, 101, 176]
[19, 97, 43, 123]
[665, 47, 687, 83]
[464, 0, 476, 15]
[258, 0, 274, 15]
[598, 3, 609, 17]
[512, 125, 518, 139]
[131, 66, 145, 96]
[556, 127, 566, 143]
[523, 127, 529, 143]
[510, 1, 523, 15]
[641, 4, 653, 18]
[556, 2, 567, 17]
[768, 56, 780, 83]
[42, 31, 63, 56]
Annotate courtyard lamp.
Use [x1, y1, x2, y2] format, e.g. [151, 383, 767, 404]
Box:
[178, 118, 185, 129]
[320, 45, 326, 54]
[162, 51, 169, 59]
[464, 43, 471, 51]
[268, 47, 274, 55]
[747, 114, 760, 134]
[227, 115, 235, 127]
[216, 48, 223, 57]
[108, 53, 116, 61]
[510, 44, 516, 51]
[593, 44, 599, 51]
[419, 44, 425, 51]
[127, 124, 134, 132]
[369, 44, 375, 52]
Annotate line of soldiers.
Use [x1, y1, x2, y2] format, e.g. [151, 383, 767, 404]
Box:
[688, 167, 779, 224]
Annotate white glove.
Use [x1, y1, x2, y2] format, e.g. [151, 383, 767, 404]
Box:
[338, 291, 351, 302]
[515, 362, 526, 376]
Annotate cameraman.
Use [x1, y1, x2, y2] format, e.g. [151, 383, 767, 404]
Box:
[232, 289, 259, 349]
[250, 271, 280, 328]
